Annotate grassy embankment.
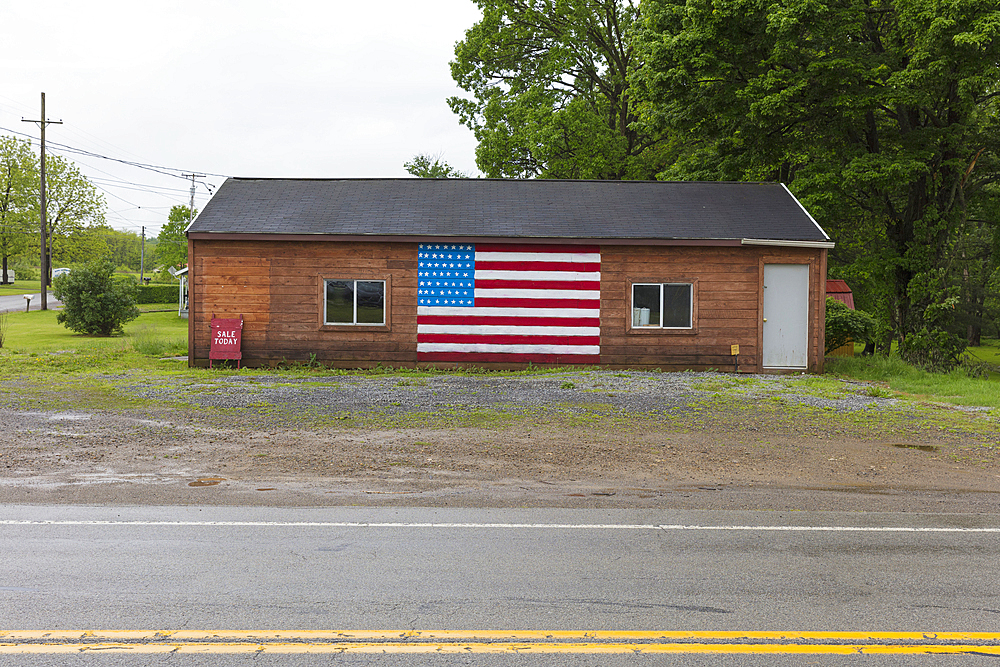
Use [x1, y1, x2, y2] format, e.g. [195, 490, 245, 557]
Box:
[0, 303, 187, 369]
[0, 304, 997, 413]
[0, 280, 45, 298]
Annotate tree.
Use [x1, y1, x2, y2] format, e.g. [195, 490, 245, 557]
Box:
[404, 154, 469, 178]
[37, 154, 105, 284]
[153, 205, 194, 270]
[52, 259, 139, 336]
[449, 0, 678, 179]
[635, 0, 1000, 368]
[57, 225, 143, 270]
[0, 136, 36, 284]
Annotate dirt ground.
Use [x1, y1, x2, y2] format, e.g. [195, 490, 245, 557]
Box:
[2, 371, 999, 513]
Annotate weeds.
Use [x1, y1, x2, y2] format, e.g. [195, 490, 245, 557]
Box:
[826, 354, 999, 409]
[129, 324, 186, 357]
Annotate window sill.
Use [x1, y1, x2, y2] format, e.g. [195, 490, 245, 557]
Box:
[627, 326, 698, 335]
[320, 324, 390, 332]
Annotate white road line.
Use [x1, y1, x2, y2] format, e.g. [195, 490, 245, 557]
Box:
[1, 521, 999, 532]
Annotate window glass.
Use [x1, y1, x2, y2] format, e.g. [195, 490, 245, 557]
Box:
[662, 284, 692, 328]
[631, 282, 693, 329]
[325, 280, 354, 324]
[325, 279, 385, 325]
[632, 284, 661, 327]
[356, 281, 385, 324]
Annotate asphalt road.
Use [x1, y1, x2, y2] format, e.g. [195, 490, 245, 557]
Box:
[2, 506, 1000, 665]
[0, 292, 61, 313]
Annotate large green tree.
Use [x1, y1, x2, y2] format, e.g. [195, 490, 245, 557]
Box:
[449, 0, 678, 179]
[153, 205, 194, 270]
[57, 225, 143, 270]
[636, 0, 1000, 367]
[36, 154, 106, 284]
[0, 136, 36, 284]
[404, 153, 469, 178]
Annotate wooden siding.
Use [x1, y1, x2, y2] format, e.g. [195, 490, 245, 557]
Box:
[190, 239, 418, 367]
[190, 239, 827, 372]
[600, 245, 825, 372]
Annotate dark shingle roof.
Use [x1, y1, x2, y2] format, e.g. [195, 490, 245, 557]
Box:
[187, 178, 830, 242]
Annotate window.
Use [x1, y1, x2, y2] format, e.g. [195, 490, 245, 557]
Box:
[632, 283, 692, 329]
[324, 279, 385, 325]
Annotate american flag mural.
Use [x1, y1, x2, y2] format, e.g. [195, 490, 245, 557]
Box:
[416, 243, 601, 364]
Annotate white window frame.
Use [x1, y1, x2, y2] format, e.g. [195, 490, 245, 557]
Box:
[631, 282, 694, 330]
[324, 279, 386, 326]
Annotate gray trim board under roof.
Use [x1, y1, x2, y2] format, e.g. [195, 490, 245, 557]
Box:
[188, 178, 831, 242]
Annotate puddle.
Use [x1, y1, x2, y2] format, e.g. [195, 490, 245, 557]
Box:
[891, 443, 939, 453]
[48, 413, 91, 421]
[188, 477, 226, 487]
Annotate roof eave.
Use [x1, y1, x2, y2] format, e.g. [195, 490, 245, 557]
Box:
[741, 238, 836, 249]
[186, 232, 759, 246]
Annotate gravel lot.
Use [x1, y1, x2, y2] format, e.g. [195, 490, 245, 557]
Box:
[2, 370, 998, 512]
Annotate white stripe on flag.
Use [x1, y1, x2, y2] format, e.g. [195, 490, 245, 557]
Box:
[417, 306, 599, 318]
[475, 289, 601, 300]
[418, 325, 601, 336]
[476, 252, 601, 263]
[417, 343, 601, 355]
[475, 270, 601, 281]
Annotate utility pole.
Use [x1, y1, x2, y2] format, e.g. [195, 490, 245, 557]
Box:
[140, 226, 145, 283]
[182, 173, 205, 224]
[22, 93, 62, 310]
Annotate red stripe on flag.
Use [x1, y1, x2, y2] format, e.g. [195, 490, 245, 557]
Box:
[477, 279, 601, 291]
[475, 261, 601, 272]
[474, 297, 600, 309]
[417, 334, 600, 346]
[418, 352, 601, 364]
[417, 315, 600, 327]
[476, 244, 600, 254]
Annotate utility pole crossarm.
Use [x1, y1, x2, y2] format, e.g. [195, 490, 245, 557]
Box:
[182, 173, 206, 224]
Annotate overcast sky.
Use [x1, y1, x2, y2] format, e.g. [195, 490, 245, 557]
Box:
[0, 0, 483, 237]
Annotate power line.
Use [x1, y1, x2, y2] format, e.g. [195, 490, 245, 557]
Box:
[0, 124, 229, 180]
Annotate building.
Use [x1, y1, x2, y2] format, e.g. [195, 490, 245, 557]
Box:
[826, 279, 857, 357]
[186, 178, 833, 372]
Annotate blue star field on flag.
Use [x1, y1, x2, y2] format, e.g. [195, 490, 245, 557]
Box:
[417, 244, 476, 307]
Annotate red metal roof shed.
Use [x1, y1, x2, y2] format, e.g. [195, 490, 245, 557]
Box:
[826, 279, 854, 309]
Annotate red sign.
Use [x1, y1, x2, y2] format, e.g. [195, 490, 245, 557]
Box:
[210, 315, 243, 368]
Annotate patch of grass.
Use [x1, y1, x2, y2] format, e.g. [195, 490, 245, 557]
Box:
[396, 378, 429, 387]
[964, 338, 1000, 381]
[0, 280, 43, 297]
[692, 377, 734, 392]
[864, 384, 894, 399]
[966, 338, 1000, 365]
[826, 354, 1000, 409]
[776, 375, 850, 400]
[129, 319, 187, 357]
[137, 302, 181, 313]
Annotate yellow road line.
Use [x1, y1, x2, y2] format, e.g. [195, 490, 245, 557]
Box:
[2, 642, 1000, 655]
[3, 630, 999, 642]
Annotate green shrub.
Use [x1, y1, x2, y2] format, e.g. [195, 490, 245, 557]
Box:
[899, 325, 966, 372]
[825, 298, 877, 354]
[136, 283, 178, 304]
[52, 260, 140, 336]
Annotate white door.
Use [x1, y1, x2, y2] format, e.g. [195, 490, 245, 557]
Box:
[762, 264, 809, 368]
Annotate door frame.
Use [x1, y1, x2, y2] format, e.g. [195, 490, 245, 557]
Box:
[756, 255, 822, 373]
